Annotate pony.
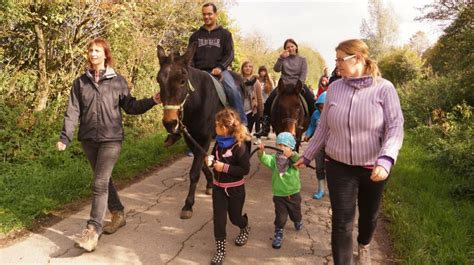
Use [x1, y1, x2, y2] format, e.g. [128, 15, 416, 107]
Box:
[270, 79, 309, 152]
[156, 43, 243, 219]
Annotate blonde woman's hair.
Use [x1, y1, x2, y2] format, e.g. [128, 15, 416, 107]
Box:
[241, 61, 253, 77]
[335, 39, 381, 78]
[215, 108, 251, 145]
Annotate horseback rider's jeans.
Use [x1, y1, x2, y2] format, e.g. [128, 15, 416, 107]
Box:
[221, 70, 248, 125]
[213, 185, 247, 240]
[326, 158, 386, 265]
[262, 83, 316, 117]
[82, 140, 124, 235]
[273, 192, 302, 229]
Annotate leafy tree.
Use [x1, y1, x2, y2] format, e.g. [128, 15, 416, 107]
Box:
[416, 0, 473, 26]
[378, 46, 425, 88]
[408, 31, 431, 56]
[360, 0, 399, 59]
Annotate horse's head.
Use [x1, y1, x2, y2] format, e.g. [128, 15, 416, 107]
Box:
[156, 43, 197, 134]
[273, 79, 305, 136]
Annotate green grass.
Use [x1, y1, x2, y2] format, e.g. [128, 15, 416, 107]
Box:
[0, 131, 186, 234]
[384, 132, 474, 264]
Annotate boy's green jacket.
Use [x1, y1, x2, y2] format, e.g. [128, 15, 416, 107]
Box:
[258, 152, 301, 196]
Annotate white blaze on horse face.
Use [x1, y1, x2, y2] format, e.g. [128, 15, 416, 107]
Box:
[287, 122, 296, 136]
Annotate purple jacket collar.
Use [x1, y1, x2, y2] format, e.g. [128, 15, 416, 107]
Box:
[342, 75, 374, 89]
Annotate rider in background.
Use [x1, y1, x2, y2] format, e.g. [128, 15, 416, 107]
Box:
[255, 38, 315, 138]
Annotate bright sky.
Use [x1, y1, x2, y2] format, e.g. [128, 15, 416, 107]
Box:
[227, 0, 443, 69]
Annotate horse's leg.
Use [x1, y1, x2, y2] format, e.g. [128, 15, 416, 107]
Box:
[181, 147, 204, 219]
[202, 164, 214, 195]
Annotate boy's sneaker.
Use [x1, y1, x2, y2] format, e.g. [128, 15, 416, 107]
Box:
[74, 224, 99, 252]
[294, 221, 304, 231]
[312, 190, 325, 200]
[272, 228, 284, 249]
[253, 138, 262, 145]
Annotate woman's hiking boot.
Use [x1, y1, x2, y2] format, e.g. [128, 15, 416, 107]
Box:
[272, 228, 284, 249]
[103, 210, 126, 234]
[254, 115, 270, 138]
[74, 224, 99, 252]
[210, 239, 226, 265]
[358, 243, 372, 265]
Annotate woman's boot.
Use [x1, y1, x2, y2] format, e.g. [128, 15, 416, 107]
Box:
[254, 115, 270, 137]
[210, 239, 226, 265]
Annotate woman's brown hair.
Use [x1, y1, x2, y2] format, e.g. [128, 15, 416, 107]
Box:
[283, 38, 298, 53]
[86, 38, 114, 68]
[335, 39, 381, 78]
[215, 108, 251, 145]
[258, 66, 273, 94]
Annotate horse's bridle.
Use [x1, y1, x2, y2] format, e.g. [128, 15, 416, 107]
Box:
[162, 79, 195, 111]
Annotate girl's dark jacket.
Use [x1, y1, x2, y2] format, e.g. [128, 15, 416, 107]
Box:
[211, 142, 250, 183]
[59, 67, 156, 145]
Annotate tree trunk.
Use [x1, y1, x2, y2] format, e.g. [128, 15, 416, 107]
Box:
[33, 23, 49, 112]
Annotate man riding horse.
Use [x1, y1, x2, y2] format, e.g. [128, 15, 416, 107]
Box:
[164, 2, 247, 147]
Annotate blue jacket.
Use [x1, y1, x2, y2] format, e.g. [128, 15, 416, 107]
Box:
[305, 92, 326, 138]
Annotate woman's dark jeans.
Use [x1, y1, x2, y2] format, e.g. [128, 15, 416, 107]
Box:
[326, 158, 387, 265]
[82, 141, 124, 234]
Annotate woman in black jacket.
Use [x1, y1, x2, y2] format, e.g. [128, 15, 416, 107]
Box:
[56, 38, 160, 252]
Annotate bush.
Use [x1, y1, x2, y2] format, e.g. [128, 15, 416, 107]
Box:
[378, 46, 425, 88]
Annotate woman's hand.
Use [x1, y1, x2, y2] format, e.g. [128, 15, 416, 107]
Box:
[370, 166, 388, 182]
[280, 50, 290, 59]
[56, 141, 66, 151]
[294, 157, 306, 169]
[153, 92, 161, 104]
[213, 161, 225, 172]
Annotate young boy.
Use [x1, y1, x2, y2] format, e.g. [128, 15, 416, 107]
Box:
[257, 132, 303, 249]
[303, 91, 326, 199]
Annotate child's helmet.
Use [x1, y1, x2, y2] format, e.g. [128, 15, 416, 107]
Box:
[276, 132, 296, 150]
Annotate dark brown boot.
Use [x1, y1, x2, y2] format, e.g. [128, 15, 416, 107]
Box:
[103, 210, 126, 234]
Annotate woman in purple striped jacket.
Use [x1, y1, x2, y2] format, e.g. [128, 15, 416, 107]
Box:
[295, 39, 404, 265]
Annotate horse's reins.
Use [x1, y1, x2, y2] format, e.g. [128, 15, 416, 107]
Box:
[178, 119, 316, 170]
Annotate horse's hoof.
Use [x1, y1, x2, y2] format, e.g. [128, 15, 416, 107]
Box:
[205, 188, 212, 195]
[180, 210, 193, 219]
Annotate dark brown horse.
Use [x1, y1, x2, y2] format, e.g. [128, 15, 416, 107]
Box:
[156, 43, 243, 219]
[271, 79, 309, 152]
